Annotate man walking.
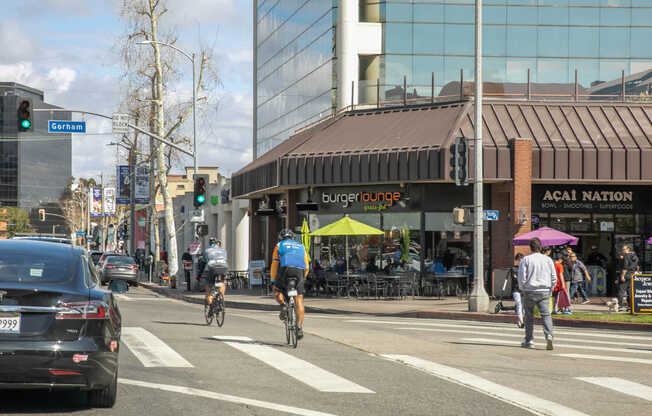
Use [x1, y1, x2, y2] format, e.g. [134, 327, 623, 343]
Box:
[518, 237, 557, 350]
[568, 253, 592, 304]
[618, 245, 639, 312]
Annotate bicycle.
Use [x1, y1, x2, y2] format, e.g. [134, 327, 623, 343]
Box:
[283, 278, 299, 348]
[204, 281, 226, 327]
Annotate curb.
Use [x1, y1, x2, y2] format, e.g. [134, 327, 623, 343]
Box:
[141, 283, 652, 332]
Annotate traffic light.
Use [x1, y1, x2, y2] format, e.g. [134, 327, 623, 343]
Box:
[38, 209, 45, 222]
[193, 176, 207, 208]
[449, 137, 469, 186]
[17, 98, 32, 131]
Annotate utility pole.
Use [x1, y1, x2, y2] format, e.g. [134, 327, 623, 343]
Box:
[129, 139, 137, 257]
[469, 0, 490, 312]
[100, 173, 105, 251]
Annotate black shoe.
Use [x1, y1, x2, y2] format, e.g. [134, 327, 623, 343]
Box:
[279, 305, 287, 321]
[546, 337, 554, 351]
[296, 327, 304, 340]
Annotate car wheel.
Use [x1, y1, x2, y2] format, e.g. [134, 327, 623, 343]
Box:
[88, 369, 117, 408]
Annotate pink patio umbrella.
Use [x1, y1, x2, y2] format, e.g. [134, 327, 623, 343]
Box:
[513, 227, 579, 247]
[647, 236, 652, 245]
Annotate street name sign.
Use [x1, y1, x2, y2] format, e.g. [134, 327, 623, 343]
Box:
[112, 113, 129, 134]
[48, 120, 86, 133]
[483, 210, 499, 221]
[76, 231, 86, 236]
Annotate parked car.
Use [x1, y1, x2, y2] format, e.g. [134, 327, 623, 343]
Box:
[0, 239, 121, 407]
[100, 256, 139, 286]
[90, 251, 104, 267]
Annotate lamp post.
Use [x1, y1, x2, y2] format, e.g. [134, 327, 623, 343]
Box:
[137, 40, 197, 180]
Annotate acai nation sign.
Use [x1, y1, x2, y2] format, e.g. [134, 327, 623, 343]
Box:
[48, 120, 86, 133]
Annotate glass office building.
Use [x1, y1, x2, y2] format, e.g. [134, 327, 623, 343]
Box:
[254, 0, 652, 157]
[254, 0, 337, 157]
[0, 83, 72, 234]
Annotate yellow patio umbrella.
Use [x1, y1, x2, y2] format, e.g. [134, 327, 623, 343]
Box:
[301, 219, 311, 262]
[310, 216, 384, 276]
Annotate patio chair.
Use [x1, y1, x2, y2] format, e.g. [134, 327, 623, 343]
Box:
[367, 273, 387, 299]
[398, 271, 418, 300]
[325, 272, 344, 296]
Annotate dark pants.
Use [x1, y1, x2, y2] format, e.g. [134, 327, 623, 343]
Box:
[618, 278, 632, 309]
[569, 282, 589, 302]
[523, 291, 553, 342]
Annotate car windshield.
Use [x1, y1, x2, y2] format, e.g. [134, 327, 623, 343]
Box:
[0, 251, 75, 283]
[90, 253, 102, 264]
[107, 256, 136, 266]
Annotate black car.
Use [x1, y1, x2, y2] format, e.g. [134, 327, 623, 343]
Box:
[0, 240, 121, 407]
[100, 256, 139, 286]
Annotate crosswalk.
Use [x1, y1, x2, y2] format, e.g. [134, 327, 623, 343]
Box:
[119, 320, 652, 415]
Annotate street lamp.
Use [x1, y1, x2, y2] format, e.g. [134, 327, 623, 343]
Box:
[136, 40, 197, 180]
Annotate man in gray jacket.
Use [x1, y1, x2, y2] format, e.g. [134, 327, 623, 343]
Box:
[518, 237, 557, 350]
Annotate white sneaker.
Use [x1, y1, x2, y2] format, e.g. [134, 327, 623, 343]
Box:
[521, 340, 535, 349]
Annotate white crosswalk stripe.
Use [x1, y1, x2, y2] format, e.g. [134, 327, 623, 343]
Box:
[213, 335, 374, 393]
[576, 377, 652, 401]
[557, 353, 652, 365]
[122, 327, 193, 368]
[398, 327, 652, 349]
[463, 337, 652, 355]
[382, 354, 589, 416]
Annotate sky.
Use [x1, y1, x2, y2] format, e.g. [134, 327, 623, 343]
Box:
[0, 0, 253, 182]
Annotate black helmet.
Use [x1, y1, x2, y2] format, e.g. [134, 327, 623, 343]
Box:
[278, 229, 295, 241]
[209, 237, 221, 246]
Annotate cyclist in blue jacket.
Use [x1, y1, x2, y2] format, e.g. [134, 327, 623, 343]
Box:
[271, 229, 309, 340]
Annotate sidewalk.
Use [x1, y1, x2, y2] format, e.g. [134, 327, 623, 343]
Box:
[139, 281, 651, 332]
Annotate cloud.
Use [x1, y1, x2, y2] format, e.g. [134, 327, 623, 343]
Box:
[17, 0, 94, 17]
[47, 67, 77, 93]
[0, 21, 35, 61]
[164, 0, 239, 26]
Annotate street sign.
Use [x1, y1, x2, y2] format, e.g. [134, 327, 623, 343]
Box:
[76, 231, 86, 236]
[190, 209, 204, 223]
[189, 241, 202, 255]
[632, 274, 652, 315]
[483, 210, 499, 221]
[112, 113, 129, 134]
[48, 120, 86, 133]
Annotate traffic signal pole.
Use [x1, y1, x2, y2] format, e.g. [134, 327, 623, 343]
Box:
[469, 0, 490, 312]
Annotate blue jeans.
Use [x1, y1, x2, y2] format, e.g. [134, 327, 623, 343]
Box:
[523, 291, 553, 342]
[569, 282, 588, 302]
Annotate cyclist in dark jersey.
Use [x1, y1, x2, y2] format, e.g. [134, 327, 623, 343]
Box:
[203, 238, 228, 306]
[271, 229, 309, 340]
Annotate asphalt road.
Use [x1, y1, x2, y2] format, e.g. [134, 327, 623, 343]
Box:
[2, 287, 651, 415]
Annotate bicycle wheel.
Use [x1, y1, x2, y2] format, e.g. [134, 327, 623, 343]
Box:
[216, 293, 225, 327]
[204, 297, 214, 325]
[284, 309, 290, 344]
[288, 302, 298, 348]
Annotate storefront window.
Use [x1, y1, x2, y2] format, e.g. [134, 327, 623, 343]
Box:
[382, 213, 420, 271]
[424, 212, 473, 273]
[615, 215, 635, 234]
[593, 214, 614, 232]
[531, 213, 548, 229]
[549, 213, 591, 233]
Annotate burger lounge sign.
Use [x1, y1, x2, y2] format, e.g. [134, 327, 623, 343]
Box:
[320, 188, 404, 212]
[533, 185, 642, 212]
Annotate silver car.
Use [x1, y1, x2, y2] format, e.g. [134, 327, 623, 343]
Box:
[100, 256, 139, 286]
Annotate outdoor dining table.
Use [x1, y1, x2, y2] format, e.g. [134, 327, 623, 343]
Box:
[423, 273, 468, 298]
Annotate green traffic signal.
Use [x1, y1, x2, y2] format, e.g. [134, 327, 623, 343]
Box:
[196, 194, 206, 204]
[21, 119, 31, 129]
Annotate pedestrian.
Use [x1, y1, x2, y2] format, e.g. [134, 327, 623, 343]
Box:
[618, 244, 639, 312]
[552, 253, 572, 315]
[510, 253, 525, 328]
[568, 253, 591, 304]
[518, 237, 556, 350]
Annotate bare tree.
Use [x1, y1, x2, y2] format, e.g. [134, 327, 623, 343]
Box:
[117, 0, 217, 278]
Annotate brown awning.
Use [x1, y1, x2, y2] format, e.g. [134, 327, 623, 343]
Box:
[233, 100, 652, 198]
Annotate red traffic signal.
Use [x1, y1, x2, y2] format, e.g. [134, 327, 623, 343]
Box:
[38, 209, 45, 222]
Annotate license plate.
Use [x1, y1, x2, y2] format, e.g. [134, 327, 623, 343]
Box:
[0, 315, 20, 334]
[287, 290, 298, 297]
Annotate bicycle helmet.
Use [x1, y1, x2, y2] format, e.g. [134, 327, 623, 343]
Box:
[278, 228, 295, 241]
[209, 237, 222, 247]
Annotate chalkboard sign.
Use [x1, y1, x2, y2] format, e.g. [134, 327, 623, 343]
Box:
[632, 274, 652, 315]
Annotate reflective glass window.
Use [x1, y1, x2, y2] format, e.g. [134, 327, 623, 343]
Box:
[444, 5, 474, 24]
[485, 57, 507, 83]
[445, 24, 474, 55]
[385, 23, 413, 54]
[599, 60, 630, 82]
[484, 5, 507, 25]
[630, 29, 652, 59]
[413, 56, 444, 86]
[507, 6, 538, 25]
[569, 6, 599, 25]
[413, 4, 443, 23]
[599, 28, 630, 58]
[484, 26, 507, 57]
[538, 27, 569, 58]
[383, 55, 414, 85]
[507, 26, 538, 57]
[539, 3, 569, 25]
[537, 59, 570, 83]
[631, 7, 652, 26]
[414, 23, 444, 54]
[444, 57, 475, 85]
[569, 60, 600, 88]
[385, 3, 412, 22]
[506, 59, 537, 83]
[601, 4, 631, 26]
[569, 27, 599, 58]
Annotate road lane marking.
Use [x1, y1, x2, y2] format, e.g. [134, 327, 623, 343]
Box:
[399, 327, 652, 348]
[462, 337, 652, 355]
[381, 354, 588, 416]
[346, 319, 652, 341]
[122, 327, 193, 367]
[576, 377, 652, 401]
[114, 294, 168, 301]
[119, 378, 337, 416]
[558, 354, 652, 365]
[212, 336, 374, 393]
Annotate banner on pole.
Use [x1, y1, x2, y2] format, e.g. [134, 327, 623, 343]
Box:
[90, 188, 103, 217]
[117, 166, 130, 204]
[103, 187, 116, 216]
[134, 166, 150, 204]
